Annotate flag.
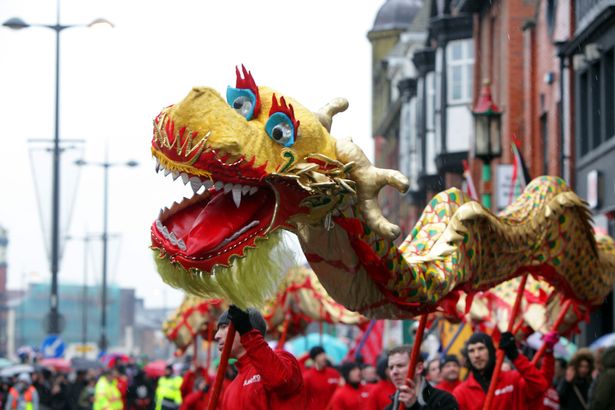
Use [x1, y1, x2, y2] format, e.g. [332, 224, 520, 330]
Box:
[508, 135, 532, 205]
[345, 320, 384, 365]
[462, 160, 478, 200]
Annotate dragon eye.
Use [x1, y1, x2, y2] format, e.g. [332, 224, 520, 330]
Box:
[226, 88, 257, 120]
[266, 94, 300, 148]
[266, 114, 294, 147]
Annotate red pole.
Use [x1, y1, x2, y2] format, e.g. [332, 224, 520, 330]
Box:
[398, 314, 428, 410]
[531, 299, 572, 366]
[483, 274, 528, 410]
[207, 322, 235, 410]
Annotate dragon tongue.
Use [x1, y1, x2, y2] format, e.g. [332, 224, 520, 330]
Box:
[183, 188, 268, 255]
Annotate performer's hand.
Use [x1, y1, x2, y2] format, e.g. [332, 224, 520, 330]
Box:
[398, 379, 418, 407]
[499, 331, 519, 360]
[542, 331, 560, 352]
[228, 305, 253, 335]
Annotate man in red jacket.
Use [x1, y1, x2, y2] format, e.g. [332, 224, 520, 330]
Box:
[327, 361, 370, 409]
[452, 331, 548, 410]
[303, 345, 340, 409]
[365, 356, 396, 410]
[435, 355, 461, 393]
[215, 305, 307, 409]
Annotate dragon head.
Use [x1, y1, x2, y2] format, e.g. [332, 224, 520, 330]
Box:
[151, 66, 408, 306]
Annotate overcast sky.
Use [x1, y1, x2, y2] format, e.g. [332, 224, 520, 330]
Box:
[0, 0, 382, 309]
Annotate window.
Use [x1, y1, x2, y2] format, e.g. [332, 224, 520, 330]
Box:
[541, 113, 549, 174]
[447, 40, 474, 103]
[591, 61, 602, 150]
[426, 72, 436, 131]
[605, 50, 614, 141]
[579, 71, 589, 156]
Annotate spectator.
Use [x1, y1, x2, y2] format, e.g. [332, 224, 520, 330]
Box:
[558, 348, 594, 410]
[68, 371, 88, 410]
[554, 358, 568, 387]
[5, 373, 39, 410]
[589, 345, 615, 410]
[179, 377, 210, 410]
[452, 331, 548, 409]
[215, 305, 307, 409]
[77, 378, 95, 410]
[303, 346, 340, 410]
[425, 359, 441, 387]
[94, 370, 122, 410]
[361, 364, 378, 384]
[127, 370, 154, 410]
[155, 365, 182, 410]
[49, 373, 68, 409]
[385, 345, 457, 409]
[327, 362, 369, 410]
[365, 356, 396, 410]
[435, 355, 461, 393]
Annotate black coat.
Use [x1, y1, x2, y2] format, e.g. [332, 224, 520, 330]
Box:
[384, 381, 459, 410]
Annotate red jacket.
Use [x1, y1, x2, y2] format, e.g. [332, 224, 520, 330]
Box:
[219, 330, 307, 409]
[303, 366, 340, 410]
[179, 390, 209, 410]
[365, 380, 396, 410]
[452, 354, 548, 410]
[181, 367, 208, 399]
[326, 384, 370, 410]
[436, 379, 461, 393]
[527, 351, 560, 410]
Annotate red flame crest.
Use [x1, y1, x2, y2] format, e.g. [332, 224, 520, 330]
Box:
[235, 65, 261, 116]
[269, 94, 300, 132]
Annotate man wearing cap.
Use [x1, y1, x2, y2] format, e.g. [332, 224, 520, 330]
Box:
[5, 373, 39, 410]
[452, 332, 548, 410]
[302, 346, 340, 410]
[215, 305, 307, 409]
[327, 361, 370, 409]
[385, 345, 458, 409]
[436, 355, 461, 393]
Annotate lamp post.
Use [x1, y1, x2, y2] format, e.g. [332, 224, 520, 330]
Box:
[75, 156, 138, 353]
[472, 80, 502, 209]
[2, 7, 113, 336]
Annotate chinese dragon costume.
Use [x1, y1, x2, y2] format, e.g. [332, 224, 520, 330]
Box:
[150, 66, 615, 319]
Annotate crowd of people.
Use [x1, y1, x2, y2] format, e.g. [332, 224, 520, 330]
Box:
[1, 304, 615, 409]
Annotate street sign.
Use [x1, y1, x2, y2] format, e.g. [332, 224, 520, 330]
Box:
[41, 335, 66, 359]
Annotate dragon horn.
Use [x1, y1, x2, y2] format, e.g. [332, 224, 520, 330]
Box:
[316, 98, 349, 132]
[336, 137, 409, 240]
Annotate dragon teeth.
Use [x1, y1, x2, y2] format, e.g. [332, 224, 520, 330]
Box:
[177, 239, 186, 251]
[190, 177, 202, 193]
[214, 181, 224, 191]
[202, 180, 213, 190]
[232, 184, 242, 208]
[249, 186, 258, 195]
[154, 157, 161, 173]
[181, 173, 190, 185]
[241, 185, 250, 195]
[223, 183, 233, 194]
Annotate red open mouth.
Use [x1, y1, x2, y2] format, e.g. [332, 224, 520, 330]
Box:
[151, 171, 276, 271]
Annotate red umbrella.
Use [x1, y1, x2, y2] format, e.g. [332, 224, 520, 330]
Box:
[38, 358, 71, 373]
[143, 360, 168, 378]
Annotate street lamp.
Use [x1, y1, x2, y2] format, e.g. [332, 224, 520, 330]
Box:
[74, 156, 138, 353]
[472, 80, 502, 209]
[2, 10, 113, 336]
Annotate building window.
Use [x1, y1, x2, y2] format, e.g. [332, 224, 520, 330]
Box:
[591, 61, 602, 150]
[447, 39, 474, 104]
[541, 113, 549, 174]
[579, 71, 589, 156]
[605, 49, 614, 141]
[546, 0, 556, 35]
[426, 72, 436, 131]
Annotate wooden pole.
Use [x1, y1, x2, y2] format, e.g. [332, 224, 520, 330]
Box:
[531, 299, 572, 366]
[398, 314, 428, 410]
[483, 274, 528, 410]
[207, 322, 235, 410]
